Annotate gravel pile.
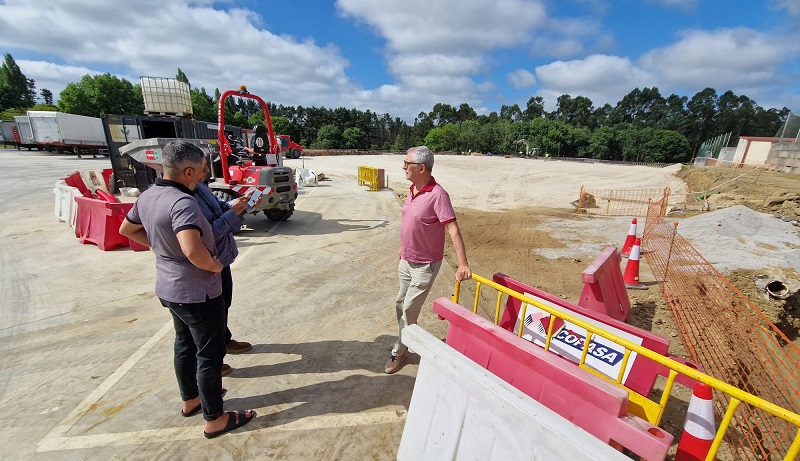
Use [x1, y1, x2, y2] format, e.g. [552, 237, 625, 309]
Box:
[677, 205, 800, 273]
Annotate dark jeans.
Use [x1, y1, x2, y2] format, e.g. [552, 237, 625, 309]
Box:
[221, 266, 233, 344]
[160, 295, 226, 421]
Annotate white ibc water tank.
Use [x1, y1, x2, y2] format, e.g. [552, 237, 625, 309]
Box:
[140, 77, 193, 116]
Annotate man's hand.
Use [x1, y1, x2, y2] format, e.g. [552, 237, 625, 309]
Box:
[176, 229, 223, 273]
[210, 256, 223, 274]
[230, 196, 249, 214]
[446, 220, 471, 282]
[456, 264, 471, 282]
[119, 219, 150, 248]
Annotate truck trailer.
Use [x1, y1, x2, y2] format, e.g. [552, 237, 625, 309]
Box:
[0, 120, 14, 147]
[27, 111, 107, 157]
[12, 115, 38, 150]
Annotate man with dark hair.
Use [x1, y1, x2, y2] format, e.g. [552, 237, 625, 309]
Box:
[385, 146, 471, 374]
[120, 140, 255, 438]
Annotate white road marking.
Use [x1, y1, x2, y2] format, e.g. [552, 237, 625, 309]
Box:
[37, 410, 406, 451]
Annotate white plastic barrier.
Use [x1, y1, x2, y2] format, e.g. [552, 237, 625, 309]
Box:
[397, 324, 629, 461]
[53, 180, 81, 228]
[295, 167, 319, 187]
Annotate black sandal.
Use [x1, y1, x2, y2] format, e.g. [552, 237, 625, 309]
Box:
[203, 410, 256, 439]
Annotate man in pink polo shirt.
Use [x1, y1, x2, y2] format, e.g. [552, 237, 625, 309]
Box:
[385, 146, 471, 374]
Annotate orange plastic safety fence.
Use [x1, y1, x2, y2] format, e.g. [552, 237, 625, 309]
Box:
[577, 185, 668, 217]
[643, 194, 800, 461]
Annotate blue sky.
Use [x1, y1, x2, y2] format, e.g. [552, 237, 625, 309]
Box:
[1, 0, 799, 123]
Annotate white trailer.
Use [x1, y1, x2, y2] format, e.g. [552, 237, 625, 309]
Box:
[27, 111, 107, 157]
[13, 115, 39, 149]
[0, 120, 15, 145]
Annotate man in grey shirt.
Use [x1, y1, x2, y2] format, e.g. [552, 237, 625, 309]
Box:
[120, 140, 255, 438]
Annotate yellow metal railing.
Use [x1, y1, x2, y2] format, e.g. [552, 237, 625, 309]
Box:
[453, 273, 800, 461]
[357, 165, 381, 191]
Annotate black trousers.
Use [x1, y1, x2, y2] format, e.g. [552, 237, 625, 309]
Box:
[221, 266, 233, 344]
[161, 295, 226, 421]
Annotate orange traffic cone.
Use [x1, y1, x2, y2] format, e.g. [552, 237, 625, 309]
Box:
[623, 238, 647, 290]
[675, 382, 716, 461]
[621, 218, 637, 257]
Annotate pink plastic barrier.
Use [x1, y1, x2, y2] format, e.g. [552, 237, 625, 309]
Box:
[434, 297, 672, 461]
[578, 246, 630, 321]
[63, 171, 94, 198]
[74, 197, 148, 251]
[493, 272, 700, 395]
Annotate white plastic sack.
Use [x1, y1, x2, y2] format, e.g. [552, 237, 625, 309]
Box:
[295, 167, 319, 187]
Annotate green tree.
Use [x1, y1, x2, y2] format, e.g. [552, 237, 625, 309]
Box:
[58, 73, 143, 116]
[523, 96, 545, 121]
[40, 89, 53, 105]
[176, 68, 190, 87]
[190, 87, 215, 122]
[685, 87, 718, 152]
[0, 53, 36, 110]
[391, 134, 407, 151]
[342, 127, 366, 149]
[231, 111, 248, 128]
[455, 103, 477, 123]
[423, 127, 447, 151]
[312, 124, 341, 149]
[587, 126, 621, 160]
[458, 120, 482, 152]
[643, 130, 691, 163]
[269, 116, 302, 144]
[552, 95, 593, 128]
[618, 126, 654, 162]
[500, 104, 523, 122]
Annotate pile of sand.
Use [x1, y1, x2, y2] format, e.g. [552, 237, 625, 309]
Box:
[677, 205, 800, 273]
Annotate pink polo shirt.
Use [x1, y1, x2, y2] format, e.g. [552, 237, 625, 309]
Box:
[400, 178, 456, 263]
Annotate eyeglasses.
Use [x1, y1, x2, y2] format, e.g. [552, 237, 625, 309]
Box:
[403, 161, 422, 167]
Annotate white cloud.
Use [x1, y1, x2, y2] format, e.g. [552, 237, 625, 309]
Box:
[535, 55, 655, 109]
[508, 69, 536, 88]
[0, 0, 354, 112]
[639, 28, 785, 89]
[1, 0, 796, 122]
[771, 0, 800, 18]
[17, 61, 106, 101]
[335, 0, 550, 118]
[337, 0, 547, 53]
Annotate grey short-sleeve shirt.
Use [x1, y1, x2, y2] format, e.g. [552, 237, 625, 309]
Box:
[126, 179, 222, 303]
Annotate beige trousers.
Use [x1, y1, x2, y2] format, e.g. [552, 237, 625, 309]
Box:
[392, 259, 442, 356]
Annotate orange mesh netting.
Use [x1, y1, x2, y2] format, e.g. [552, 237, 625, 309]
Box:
[577, 185, 668, 217]
[642, 189, 800, 460]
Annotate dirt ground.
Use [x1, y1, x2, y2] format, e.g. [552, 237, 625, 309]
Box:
[433, 164, 800, 346]
[399, 164, 800, 460]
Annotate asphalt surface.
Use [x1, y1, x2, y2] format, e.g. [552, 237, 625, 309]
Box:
[0, 148, 455, 460]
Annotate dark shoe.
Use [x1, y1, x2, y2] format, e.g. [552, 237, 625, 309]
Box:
[221, 363, 232, 377]
[226, 340, 252, 354]
[181, 388, 227, 417]
[384, 353, 406, 374]
[204, 410, 256, 439]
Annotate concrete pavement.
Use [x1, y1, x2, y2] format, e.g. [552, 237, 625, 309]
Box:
[0, 148, 454, 460]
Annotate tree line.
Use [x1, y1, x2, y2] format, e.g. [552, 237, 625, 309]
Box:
[0, 53, 790, 163]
